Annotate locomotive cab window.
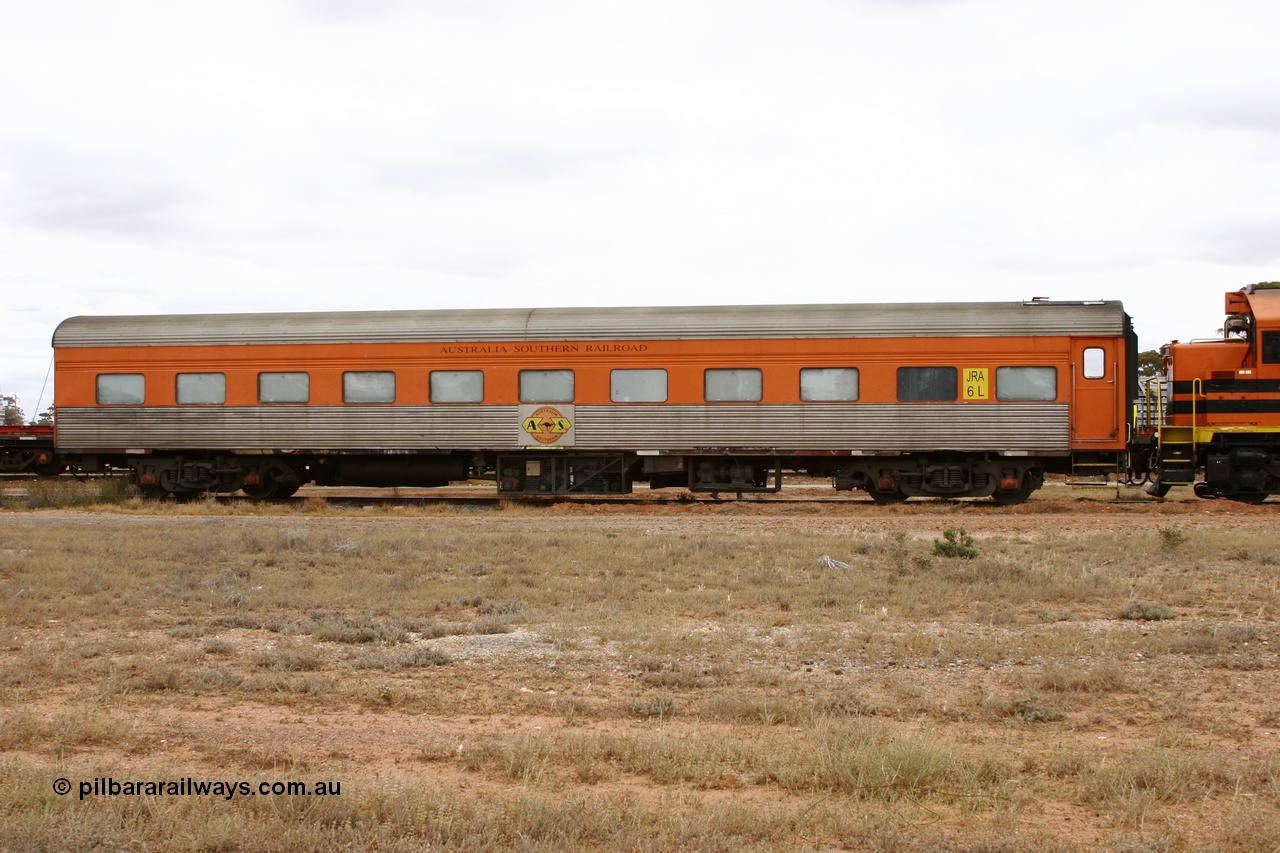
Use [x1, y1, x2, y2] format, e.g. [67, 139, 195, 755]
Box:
[611, 369, 667, 402]
[519, 370, 574, 403]
[705, 368, 762, 402]
[897, 367, 957, 402]
[259, 372, 309, 404]
[96, 373, 145, 405]
[1082, 348, 1105, 379]
[343, 371, 395, 403]
[1263, 331, 1280, 364]
[800, 367, 859, 402]
[177, 373, 226, 405]
[431, 370, 484, 403]
[995, 367, 1057, 401]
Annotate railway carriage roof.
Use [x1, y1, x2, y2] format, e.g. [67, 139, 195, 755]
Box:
[53, 300, 1128, 348]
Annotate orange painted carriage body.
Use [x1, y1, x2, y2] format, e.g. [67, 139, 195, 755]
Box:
[48, 300, 1134, 499]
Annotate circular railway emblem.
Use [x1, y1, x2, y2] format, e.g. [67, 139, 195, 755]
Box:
[521, 407, 572, 445]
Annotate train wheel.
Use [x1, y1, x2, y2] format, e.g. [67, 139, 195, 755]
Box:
[991, 476, 1035, 506]
[241, 480, 280, 500]
[867, 485, 907, 504]
[1224, 491, 1269, 504]
[241, 465, 300, 500]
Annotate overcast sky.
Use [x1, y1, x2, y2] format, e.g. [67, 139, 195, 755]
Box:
[2, 0, 1278, 414]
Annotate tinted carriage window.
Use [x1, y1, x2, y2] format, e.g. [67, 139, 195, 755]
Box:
[996, 367, 1057, 401]
[897, 367, 957, 402]
[430, 370, 484, 403]
[800, 368, 859, 402]
[259, 372, 309, 404]
[96, 374, 145, 405]
[705, 368, 762, 402]
[343, 371, 395, 403]
[519, 370, 574, 403]
[611, 369, 667, 402]
[177, 373, 226, 405]
[1083, 348, 1105, 379]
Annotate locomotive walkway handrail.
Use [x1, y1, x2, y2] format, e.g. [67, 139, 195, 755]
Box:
[1191, 377, 1202, 456]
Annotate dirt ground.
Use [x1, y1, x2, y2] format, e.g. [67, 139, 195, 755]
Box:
[2, 485, 1279, 851]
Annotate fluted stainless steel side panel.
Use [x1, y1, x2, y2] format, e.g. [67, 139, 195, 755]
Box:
[573, 404, 1069, 452]
[55, 407, 519, 451]
[53, 301, 1127, 348]
[57, 403, 1068, 454]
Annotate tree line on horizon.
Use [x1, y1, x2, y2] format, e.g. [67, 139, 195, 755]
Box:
[1, 392, 53, 427]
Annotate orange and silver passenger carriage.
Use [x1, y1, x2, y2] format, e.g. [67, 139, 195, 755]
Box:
[49, 299, 1137, 502]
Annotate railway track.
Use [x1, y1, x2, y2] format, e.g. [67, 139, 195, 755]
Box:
[0, 475, 1237, 506]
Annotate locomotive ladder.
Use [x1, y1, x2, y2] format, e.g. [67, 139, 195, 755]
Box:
[1154, 377, 1200, 486]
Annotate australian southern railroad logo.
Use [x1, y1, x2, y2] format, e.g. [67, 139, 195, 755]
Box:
[522, 407, 572, 445]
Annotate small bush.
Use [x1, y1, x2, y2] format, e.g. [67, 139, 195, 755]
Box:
[351, 646, 451, 671]
[306, 613, 408, 645]
[169, 622, 209, 639]
[473, 615, 512, 635]
[201, 639, 236, 657]
[630, 694, 677, 719]
[211, 613, 264, 630]
[1119, 602, 1175, 621]
[253, 643, 323, 671]
[809, 689, 878, 719]
[1158, 527, 1188, 552]
[1037, 662, 1126, 693]
[933, 528, 978, 559]
[1008, 697, 1065, 723]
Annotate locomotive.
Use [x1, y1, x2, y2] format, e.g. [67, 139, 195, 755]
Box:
[1140, 284, 1280, 502]
[0, 286, 1273, 503]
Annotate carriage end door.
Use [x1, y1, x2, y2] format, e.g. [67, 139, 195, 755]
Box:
[1071, 338, 1120, 447]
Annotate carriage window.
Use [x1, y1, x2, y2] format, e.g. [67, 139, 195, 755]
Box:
[431, 370, 484, 403]
[96, 373, 145, 405]
[996, 367, 1057, 401]
[1083, 348, 1105, 379]
[1263, 332, 1280, 364]
[897, 367, 957, 402]
[519, 370, 574, 403]
[800, 368, 859, 402]
[611, 369, 667, 402]
[177, 373, 226, 405]
[259, 372, 309, 404]
[343, 371, 395, 403]
[705, 368, 762, 402]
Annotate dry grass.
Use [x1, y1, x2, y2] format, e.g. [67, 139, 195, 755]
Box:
[0, 499, 1278, 851]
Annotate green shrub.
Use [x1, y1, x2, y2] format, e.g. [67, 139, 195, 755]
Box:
[933, 528, 978, 559]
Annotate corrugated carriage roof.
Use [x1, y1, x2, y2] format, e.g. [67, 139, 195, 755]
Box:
[53, 300, 1128, 348]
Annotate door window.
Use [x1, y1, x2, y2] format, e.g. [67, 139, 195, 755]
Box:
[1083, 348, 1105, 379]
